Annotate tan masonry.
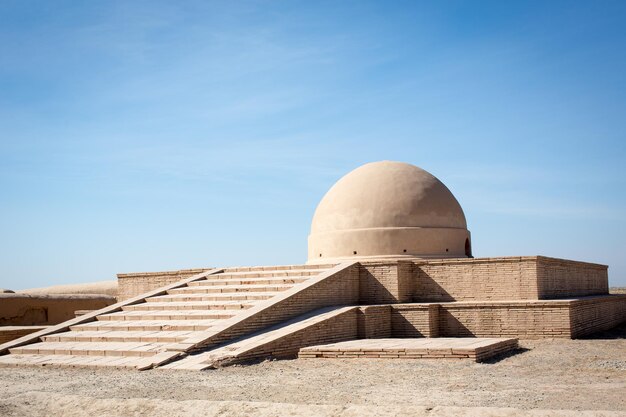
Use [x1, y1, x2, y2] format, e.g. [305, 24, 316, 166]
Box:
[1, 257, 624, 370]
[112, 256, 625, 343]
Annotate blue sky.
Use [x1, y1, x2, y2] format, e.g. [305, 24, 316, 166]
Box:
[1, 0, 625, 289]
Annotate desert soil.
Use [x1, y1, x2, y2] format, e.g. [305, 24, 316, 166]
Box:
[1, 325, 625, 417]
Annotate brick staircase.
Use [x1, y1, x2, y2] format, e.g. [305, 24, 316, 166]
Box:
[0, 264, 333, 369]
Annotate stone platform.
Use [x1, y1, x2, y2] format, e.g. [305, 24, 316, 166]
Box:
[298, 337, 519, 362]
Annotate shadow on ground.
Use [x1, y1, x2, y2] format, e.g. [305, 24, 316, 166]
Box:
[480, 347, 531, 364]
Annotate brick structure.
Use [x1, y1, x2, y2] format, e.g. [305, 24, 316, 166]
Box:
[117, 269, 211, 301]
[412, 256, 608, 302]
[1, 161, 624, 370]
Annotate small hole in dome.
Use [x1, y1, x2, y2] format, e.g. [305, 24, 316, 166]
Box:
[353, 251, 357, 255]
[403, 249, 407, 253]
[446, 248, 449, 252]
[319, 254, 322, 257]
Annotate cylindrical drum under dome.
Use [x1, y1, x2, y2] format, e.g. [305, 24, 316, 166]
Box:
[307, 161, 472, 264]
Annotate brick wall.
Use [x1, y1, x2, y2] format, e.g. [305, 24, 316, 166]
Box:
[359, 261, 413, 304]
[391, 304, 439, 337]
[117, 257, 609, 303]
[536, 257, 608, 299]
[117, 268, 210, 300]
[569, 295, 626, 338]
[384, 297, 626, 339]
[413, 257, 539, 301]
[412, 256, 609, 302]
[438, 301, 572, 338]
[0, 294, 116, 326]
[357, 305, 391, 338]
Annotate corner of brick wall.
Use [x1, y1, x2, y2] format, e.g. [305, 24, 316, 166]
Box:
[359, 262, 413, 304]
[357, 305, 391, 338]
[569, 295, 626, 338]
[536, 257, 609, 299]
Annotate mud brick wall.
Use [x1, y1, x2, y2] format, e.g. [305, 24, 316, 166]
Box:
[413, 257, 539, 302]
[569, 295, 626, 338]
[390, 304, 439, 337]
[359, 261, 413, 304]
[0, 294, 115, 326]
[412, 256, 609, 302]
[536, 257, 608, 299]
[117, 268, 210, 300]
[438, 301, 573, 338]
[357, 305, 391, 338]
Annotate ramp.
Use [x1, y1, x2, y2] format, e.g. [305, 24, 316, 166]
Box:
[0, 264, 335, 369]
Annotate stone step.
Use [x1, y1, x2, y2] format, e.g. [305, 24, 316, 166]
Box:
[97, 310, 236, 321]
[9, 341, 169, 357]
[187, 277, 308, 286]
[123, 301, 254, 311]
[0, 353, 147, 368]
[162, 306, 357, 370]
[167, 284, 293, 295]
[298, 338, 520, 363]
[42, 330, 195, 343]
[202, 270, 325, 279]
[220, 265, 333, 274]
[71, 319, 216, 332]
[145, 292, 276, 303]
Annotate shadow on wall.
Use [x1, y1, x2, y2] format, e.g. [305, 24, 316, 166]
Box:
[391, 313, 431, 337]
[437, 309, 474, 337]
[358, 267, 401, 304]
[413, 270, 455, 302]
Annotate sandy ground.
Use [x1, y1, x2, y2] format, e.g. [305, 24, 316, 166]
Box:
[1, 325, 625, 417]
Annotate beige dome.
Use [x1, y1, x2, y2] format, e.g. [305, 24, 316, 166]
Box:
[307, 161, 471, 263]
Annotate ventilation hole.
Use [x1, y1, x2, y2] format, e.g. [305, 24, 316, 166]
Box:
[403, 249, 407, 253]
[319, 253, 322, 257]
[445, 248, 449, 252]
[353, 251, 357, 255]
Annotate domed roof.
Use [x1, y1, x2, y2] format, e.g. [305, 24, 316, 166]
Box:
[307, 161, 471, 263]
[311, 161, 467, 234]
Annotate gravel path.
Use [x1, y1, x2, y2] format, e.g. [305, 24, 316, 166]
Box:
[1, 325, 625, 416]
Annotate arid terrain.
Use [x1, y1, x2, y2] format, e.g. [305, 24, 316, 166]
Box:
[1, 324, 625, 417]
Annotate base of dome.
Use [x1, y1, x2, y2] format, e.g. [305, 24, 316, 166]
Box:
[307, 226, 471, 264]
